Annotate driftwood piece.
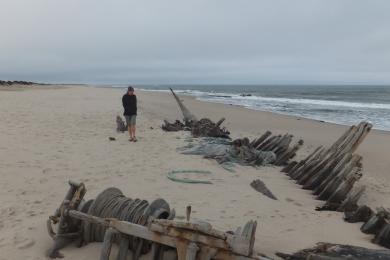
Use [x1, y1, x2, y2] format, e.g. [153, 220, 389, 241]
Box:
[250, 179, 277, 200]
[276, 242, 390, 260]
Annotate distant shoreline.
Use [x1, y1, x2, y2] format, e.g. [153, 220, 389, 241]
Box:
[135, 87, 390, 134]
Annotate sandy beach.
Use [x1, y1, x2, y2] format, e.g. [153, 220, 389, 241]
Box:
[1, 85, 389, 260]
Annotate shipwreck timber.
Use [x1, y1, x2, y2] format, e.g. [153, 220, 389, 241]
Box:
[282, 121, 372, 211]
[276, 242, 390, 260]
[47, 181, 268, 260]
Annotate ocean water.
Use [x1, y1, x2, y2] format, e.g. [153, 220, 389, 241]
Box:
[114, 85, 390, 131]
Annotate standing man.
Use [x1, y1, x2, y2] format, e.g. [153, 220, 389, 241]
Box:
[122, 86, 137, 142]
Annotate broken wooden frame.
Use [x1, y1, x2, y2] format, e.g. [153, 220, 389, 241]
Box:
[67, 210, 261, 260]
[47, 181, 264, 260]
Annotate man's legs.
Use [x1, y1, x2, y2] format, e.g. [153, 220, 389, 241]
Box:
[130, 115, 137, 141]
[130, 125, 136, 141]
[125, 115, 136, 141]
[125, 116, 133, 140]
[128, 125, 133, 139]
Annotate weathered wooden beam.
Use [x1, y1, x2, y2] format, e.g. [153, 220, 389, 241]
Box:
[251, 131, 272, 148]
[169, 88, 198, 122]
[67, 210, 257, 258]
[325, 168, 362, 204]
[281, 161, 297, 173]
[303, 152, 349, 190]
[256, 135, 278, 150]
[313, 153, 355, 196]
[260, 135, 281, 151]
[317, 155, 361, 200]
[274, 139, 304, 166]
[250, 179, 277, 200]
[338, 185, 366, 213]
[284, 146, 322, 174]
[289, 147, 325, 179]
[329, 125, 356, 151]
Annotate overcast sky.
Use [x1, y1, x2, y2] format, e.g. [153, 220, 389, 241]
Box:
[1, 0, 389, 84]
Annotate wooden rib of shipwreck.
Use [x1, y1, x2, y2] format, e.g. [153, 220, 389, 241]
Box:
[163, 88, 303, 165]
[202, 131, 302, 167]
[47, 181, 269, 260]
[281, 121, 372, 211]
[279, 121, 390, 249]
[245, 132, 303, 166]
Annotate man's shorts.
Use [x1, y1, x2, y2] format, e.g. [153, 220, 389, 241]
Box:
[125, 115, 137, 126]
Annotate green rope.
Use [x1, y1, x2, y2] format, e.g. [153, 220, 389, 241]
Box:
[167, 170, 213, 184]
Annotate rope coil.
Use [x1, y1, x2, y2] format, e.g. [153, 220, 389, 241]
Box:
[81, 188, 173, 255]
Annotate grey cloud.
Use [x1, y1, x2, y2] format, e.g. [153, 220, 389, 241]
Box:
[0, 0, 389, 84]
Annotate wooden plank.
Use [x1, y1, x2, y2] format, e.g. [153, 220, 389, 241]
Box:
[252, 131, 272, 148]
[326, 167, 362, 204]
[275, 139, 304, 166]
[286, 146, 322, 174]
[281, 161, 297, 173]
[260, 135, 281, 151]
[289, 147, 325, 179]
[313, 153, 354, 195]
[305, 152, 351, 191]
[329, 125, 356, 151]
[256, 135, 278, 150]
[152, 219, 227, 240]
[351, 123, 372, 153]
[316, 154, 361, 199]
